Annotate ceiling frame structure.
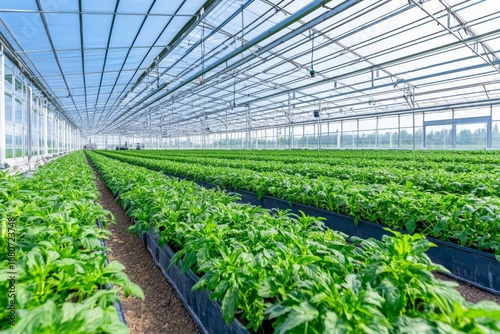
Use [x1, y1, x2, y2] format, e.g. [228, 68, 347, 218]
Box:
[0, 0, 499, 138]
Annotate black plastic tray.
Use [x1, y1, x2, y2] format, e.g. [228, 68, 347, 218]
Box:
[143, 229, 249, 334]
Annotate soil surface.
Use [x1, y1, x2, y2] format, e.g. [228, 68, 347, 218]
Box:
[87, 157, 201, 334]
[86, 155, 500, 334]
[433, 272, 500, 304]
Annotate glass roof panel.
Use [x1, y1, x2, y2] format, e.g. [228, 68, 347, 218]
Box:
[1, 0, 498, 135]
[0, 12, 51, 51]
[117, 0, 155, 14]
[83, 14, 113, 49]
[1, 1, 37, 10]
[108, 15, 144, 49]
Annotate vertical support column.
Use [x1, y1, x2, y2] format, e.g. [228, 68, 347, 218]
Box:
[58, 118, 62, 153]
[62, 121, 65, 152]
[27, 84, 32, 161]
[375, 116, 379, 148]
[306, 125, 309, 148]
[487, 105, 493, 148]
[356, 118, 359, 148]
[65, 123, 68, 152]
[61, 120, 65, 153]
[422, 113, 426, 149]
[288, 93, 292, 150]
[66, 123, 68, 151]
[313, 121, 316, 148]
[55, 116, 59, 154]
[451, 109, 456, 148]
[169, 123, 172, 149]
[56, 117, 60, 153]
[338, 121, 342, 149]
[57, 118, 62, 154]
[53, 115, 56, 154]
[276, 127, 279, 149]
[351, 126, 354, 148]
[0, 46, 5, 164]
[318, 101, 322, 150]
[63, 120, 66, 153]
[225, 109, 228, 150]
[246, 105, 251, 150]
[327, 122, 330, 149]
[68, 124, 71, 151]
[302, 124, 305, 149]
[43, 102, 48, 155]
[397, 114, 401, 148]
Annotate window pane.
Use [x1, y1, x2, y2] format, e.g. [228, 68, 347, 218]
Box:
[425, 125, 452, 149]
[5, 126, 13, 159]
[5, 93, 12, 123]
[15, 98, 23, 124]
[5, 72, 13, 91]
[456, 123, 487, 149]
[15, 126, 23, 157]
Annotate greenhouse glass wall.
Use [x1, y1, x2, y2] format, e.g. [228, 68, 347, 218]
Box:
[0, 52, 82, 167]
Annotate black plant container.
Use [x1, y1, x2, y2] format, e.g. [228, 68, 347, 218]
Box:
[189, 181, 500, 294]
[143, 230, 249, 334]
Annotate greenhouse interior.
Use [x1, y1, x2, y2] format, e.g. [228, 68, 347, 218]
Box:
[1, 0, 500, 333]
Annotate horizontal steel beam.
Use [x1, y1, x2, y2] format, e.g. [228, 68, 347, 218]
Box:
[105, 0, 361, 131]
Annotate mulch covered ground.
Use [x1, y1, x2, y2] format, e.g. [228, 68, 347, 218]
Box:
[89, 158, 201, 334]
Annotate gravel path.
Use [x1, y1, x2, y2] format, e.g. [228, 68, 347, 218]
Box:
[88, 157, 201, 334]
[433, 272, 500, 304]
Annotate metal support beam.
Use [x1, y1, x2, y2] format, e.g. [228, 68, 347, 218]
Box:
[106, 0, 361, 131]
[413, 0, 500, 74]
[403, 83, 416, 109]
[451, 109, 456, 148]
[356, 118, 359, 148]
[55, 117, 58, 153]
[397, 114, 401, 148]
[276, 127, 279, 149]
[317, 100, 322, 150]
[246, 104, 251, 149]
[488, 105, 493, 148]
[422, 113, 426, 148]
[27, 84, 33, 161]
[0, 46, 5, 165]
[339, 121, 343, 149]
[287, 93, 292, 150]
[43, 102, 48, 155]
